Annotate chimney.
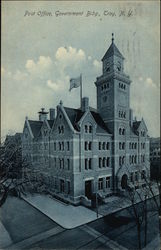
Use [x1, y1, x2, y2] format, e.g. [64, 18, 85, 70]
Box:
[38, 108, 48, 121]
[81, 97, 89, 112]
[129, 109, 133, 126]
[49, 108, 55, 120]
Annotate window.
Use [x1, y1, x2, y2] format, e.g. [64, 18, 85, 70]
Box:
[62, 142, 64, 151]
[54, 142, 56, 151]
[122, 142, 125, 150]
[102, 142, 106, 150]
[85, 159, 88, 170]
[135, 172, 138, 181]
[85, 158, 92, 170]
[59, 159, 64, 169]
[106, 157, 110, 167]
[54, 158, 56, 167]
[129, 143, 131, 149]
[99, 158, 102, 168]
[119, 156, 122, 166]
[106, 177, 110, 188]
[122, 128, 125, 135]
[122, 156, 125, 164]
[119, 128, 122, 135]
[58, 125, 64, 134]
[85, 141, 87, 150]
[85, 141, 92, 151]
[99, 142, 101, 150]
[67, 159, 70, 170]
[106, 142, 109, 150]
[89, 159, 92, 169]
[89, 142, 92, 150]
[62, 159, 64, 169]
[98, 178, 103, 190]
[60, 179, 65, 193]
[89, 126, 92, 133]
[85, 125, 88, 133]
[67, 141, 70, 151]
[103, 158, 106, 167]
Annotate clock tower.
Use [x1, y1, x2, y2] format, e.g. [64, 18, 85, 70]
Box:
[95, 34, 131, 189]
[95, 33, 131, 134]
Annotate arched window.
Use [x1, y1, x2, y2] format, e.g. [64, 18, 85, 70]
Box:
[119, 128, 122, 135]
[103, 158, 106, 167]
[122, 128, 125, 135]
[119, 156, 122, 166]
[106, 157, 110, 167]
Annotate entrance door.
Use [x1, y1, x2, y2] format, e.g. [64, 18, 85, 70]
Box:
[85, 180, 92, 199]
[121, 174, 128, 189]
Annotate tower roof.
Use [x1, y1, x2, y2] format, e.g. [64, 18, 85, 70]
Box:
[102, 33, 124, 61]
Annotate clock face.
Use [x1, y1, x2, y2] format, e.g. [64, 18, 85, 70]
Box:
[119, 92, 126, 106]
[101, 95, 109, 107]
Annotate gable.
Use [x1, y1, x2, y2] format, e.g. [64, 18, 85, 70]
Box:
[39, 120, 50, 137]
[51, 106, 75, 136]
[22, 120, 33, 140]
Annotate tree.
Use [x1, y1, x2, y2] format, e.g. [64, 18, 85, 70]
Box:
[124, 164, 160, 249]
[0, 134, 33, 207]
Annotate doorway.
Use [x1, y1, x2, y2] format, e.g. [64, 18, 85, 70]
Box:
[121, 174, 128, 189]
[85, 180, 92, 199]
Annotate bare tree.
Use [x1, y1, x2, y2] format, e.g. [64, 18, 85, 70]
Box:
[0, 134, 34, 207]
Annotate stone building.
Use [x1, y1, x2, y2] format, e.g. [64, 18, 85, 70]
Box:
[150, 137, 160, 180]
[22, 35, 150, 205]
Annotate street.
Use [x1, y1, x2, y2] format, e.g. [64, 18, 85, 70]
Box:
[0, 196, 160, 249]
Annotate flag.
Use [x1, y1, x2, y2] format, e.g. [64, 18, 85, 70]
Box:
[69, 76, 81, 91]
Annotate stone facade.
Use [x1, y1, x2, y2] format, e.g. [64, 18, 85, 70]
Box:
[22, 36, 150, 205]
[150, 137, 160, 180]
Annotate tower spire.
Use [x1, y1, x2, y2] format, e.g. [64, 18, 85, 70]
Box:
[112, 33, 114, 43]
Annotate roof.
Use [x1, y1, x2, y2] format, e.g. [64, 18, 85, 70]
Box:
[133, 121, 141, 131]
[102, 42, 124, 61]
[90, 111, 111, 134]
[64, 106, 111, 134]
[28, 119, 55, 137]
[47, 120, 55, 128]
[28, 120, 43, 137]
[64, 107, 84, 130]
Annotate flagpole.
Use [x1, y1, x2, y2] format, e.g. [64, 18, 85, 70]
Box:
[80, 74, 82, 109]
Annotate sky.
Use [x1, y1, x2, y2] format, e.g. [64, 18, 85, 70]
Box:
[1, 1, 160, 139]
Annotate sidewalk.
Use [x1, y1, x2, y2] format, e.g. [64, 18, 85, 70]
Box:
[23, 194, 102, 229]
[0, 220, 12, 248]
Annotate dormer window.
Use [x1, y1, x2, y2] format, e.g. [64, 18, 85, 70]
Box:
[84, 124, 92, 133]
